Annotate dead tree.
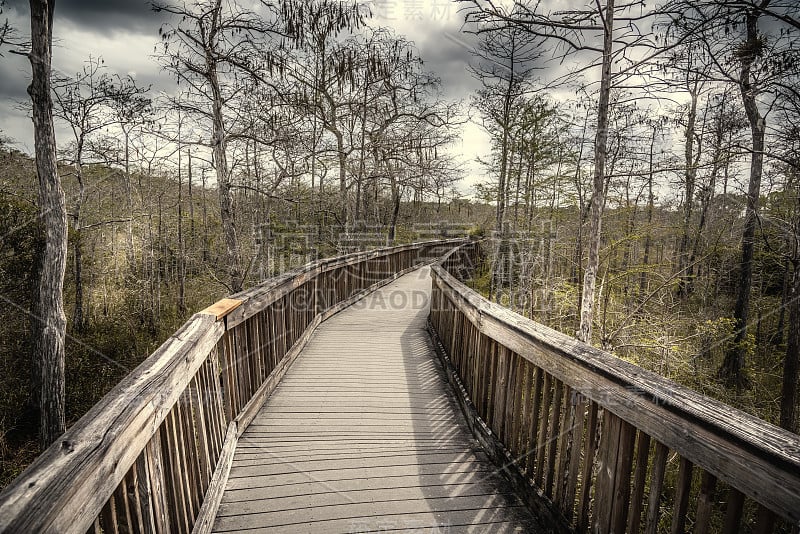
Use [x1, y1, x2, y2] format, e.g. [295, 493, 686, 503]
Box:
[27, 0, 68, 447]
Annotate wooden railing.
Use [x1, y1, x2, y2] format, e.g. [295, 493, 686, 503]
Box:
[429, 241, 800, 534]
[0, 239, 466, 534]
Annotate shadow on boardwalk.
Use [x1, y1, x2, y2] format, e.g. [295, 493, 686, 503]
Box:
[212, 267, 539, 533]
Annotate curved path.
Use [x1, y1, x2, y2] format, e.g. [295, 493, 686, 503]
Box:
[212, 267, 539, 533]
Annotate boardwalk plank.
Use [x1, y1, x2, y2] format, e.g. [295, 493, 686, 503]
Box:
[212, 268, 538, 532]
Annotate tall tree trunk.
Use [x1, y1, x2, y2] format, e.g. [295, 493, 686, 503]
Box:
[207, 1, 242, 292]
[124, 129, 135, 272]
[177, 150, 186, 315]
[188, 149, 194, 249]
[72, 228, 84, 330]
[513, 145, 523, 233]
[355, 79, 370, 226]
[780, 260, 799, 433]
[354, 178, 361, 224]
[72, 156, 86, 332]
[491, 74, 516, 304]
[577, 0, 615, 345]
[640, 124, 657, 296]
[337, 133, 348, 231]
[719, 9, 766, 388]
[572, 107, 589, 294]
[388, 179, 401, 244]
[496, 103, 511, 232]
[677, 82, 699, 297]
[201, 168, 209, 262]
[28, 0, 67, 448]
[210, 101, 241, 290]
[775, 260, 789, 345]
[384, 151, 401, 244]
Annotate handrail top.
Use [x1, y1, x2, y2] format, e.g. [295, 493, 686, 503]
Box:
[201, 298, 243, 321]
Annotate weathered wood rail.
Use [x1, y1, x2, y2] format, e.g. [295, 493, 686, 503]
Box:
[0, 239, 465, 534]
[430, 241, 800, 533]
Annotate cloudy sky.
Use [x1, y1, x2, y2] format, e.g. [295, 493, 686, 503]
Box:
[0, 0, 496, 192]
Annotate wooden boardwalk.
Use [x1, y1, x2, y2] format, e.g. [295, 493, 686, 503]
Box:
[212, 267, 539, 533]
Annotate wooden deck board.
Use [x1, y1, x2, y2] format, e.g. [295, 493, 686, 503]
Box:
[213, 267, 538, 533]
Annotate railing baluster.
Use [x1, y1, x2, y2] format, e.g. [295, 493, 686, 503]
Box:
[125, 463, 144, 532]
[503, 349, 519, 450]
[553, 384, 572, 506]
[493, 345, 510, 440]
[755, 504, 777, 534]
[99, 492, 119, 534]
[134, 452, 157, 534]
[670, 456, 694, 534]
[172, 407, 192, 532]
[113, 479, 133, 533]
[722, 488, 746, 533]
[516, 360, 533, 463]
[561, 393, 585, 523]
[544, 379, 565, 498]
[145, 429, 170, 533]
[220, 333, 235, 422]
[534, 372, 552, 487]
[577, 401, 599, 531]
[694, 470, 718, 534]
[627, 431, 652, 534]
[524, 366, 543, 476]
[208, 350, 227, 458]
[593, 409, 618, 533]
[476, 331, 491, 421]
[644, 441, 668, 534]
[610, 418, 636, 533]
[484, 338, 497, 430]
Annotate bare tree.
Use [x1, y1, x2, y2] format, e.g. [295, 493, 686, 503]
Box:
[667, 45, 708, 298]
[52, 57, 135, 332]
[156, 0, 368, 286]
[107, 74, 151, 271]
[155, 0, 275, 292]
[770, 89, 800, 433]
[268, 1, 370, 232]
[467, 18, 542, 234]
[27, 0, 68, 447]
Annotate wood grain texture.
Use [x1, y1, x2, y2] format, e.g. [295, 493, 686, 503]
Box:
[212, 268, 539, 533]
[201, 298, 244, 321]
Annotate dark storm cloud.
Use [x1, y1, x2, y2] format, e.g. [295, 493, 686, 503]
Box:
[0, 57, 28, 100]
[422, 31, 480, 101]
[6, 0, 164, 35]
[399, 15, 481, 102]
